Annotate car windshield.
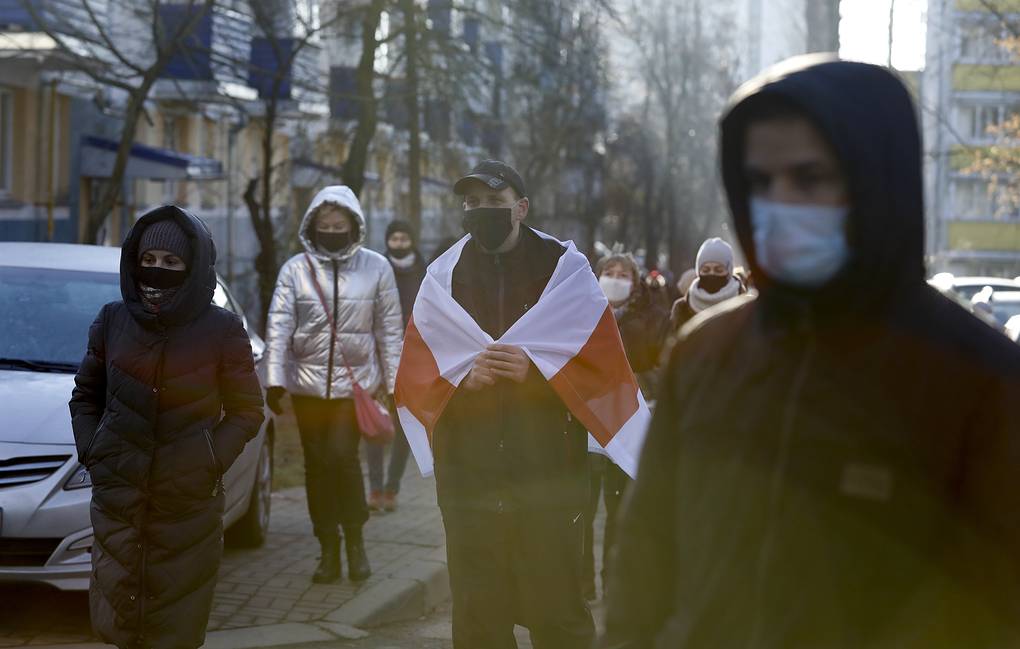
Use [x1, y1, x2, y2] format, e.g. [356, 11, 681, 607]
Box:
[955, 282, 1018, 301]
[0, 267, 121, 369]
[991, 298, 1020, 328]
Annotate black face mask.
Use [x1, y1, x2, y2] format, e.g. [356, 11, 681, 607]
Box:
[698, 274, 730, 294]
[462, 207, 514, 251]
[317, 231, 351, 253]
[136, 265, 187, 289]
[388, 246, 413, 259]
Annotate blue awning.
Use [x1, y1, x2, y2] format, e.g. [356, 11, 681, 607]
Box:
[80, 135, 223, 181]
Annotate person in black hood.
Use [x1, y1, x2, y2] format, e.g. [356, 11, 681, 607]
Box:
[69, 206, 265, 649]
[365, 220, 426, 511]
[601, 55, 1020, 649]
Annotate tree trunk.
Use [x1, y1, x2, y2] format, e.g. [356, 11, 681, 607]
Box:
[341, 0, 385, 197]
[888, 0, 896, 68]
[806, 0, 840, 53]
[81, 0, 215, 243]
[244, 175, 277, 335]
[84, 74, 159, 243]
[401, 0, 423, 235]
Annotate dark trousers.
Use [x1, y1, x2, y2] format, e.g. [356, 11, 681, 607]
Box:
[442, 507, 595, 649]
[291, 395, 369, 539]
[583, 454, 630, 591]
[365, 410, 410, 494]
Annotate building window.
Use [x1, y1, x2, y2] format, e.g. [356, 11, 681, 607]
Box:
[959, 21, 1016, 64]
[951, 178, 1020, 221]
[0, 90, 11, 195]
[956, 104, 1020, 143]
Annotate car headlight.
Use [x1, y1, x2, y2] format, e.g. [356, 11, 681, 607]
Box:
[64, 464, 92, 490]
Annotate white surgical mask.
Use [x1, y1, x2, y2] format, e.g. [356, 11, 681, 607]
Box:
[750, 197, 850, 288]
[599, 275, 633, 304]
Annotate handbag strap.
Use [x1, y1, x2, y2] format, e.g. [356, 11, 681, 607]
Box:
[303, 253, 360, 387]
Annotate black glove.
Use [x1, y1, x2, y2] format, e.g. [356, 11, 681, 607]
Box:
[266, 386, 286, 415]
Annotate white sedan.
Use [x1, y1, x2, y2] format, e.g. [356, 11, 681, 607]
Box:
[0, 242, 274, 590]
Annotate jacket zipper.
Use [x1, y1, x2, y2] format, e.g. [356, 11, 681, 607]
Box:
[494, 253, 507, 514]
[139, 331, 168, 646]
[495, 253, 505, 336]
[203, 429, 223, 497]
[325, 261, 338, 400]
[747, 328, 816, 646]
[82, 414, 107, 466]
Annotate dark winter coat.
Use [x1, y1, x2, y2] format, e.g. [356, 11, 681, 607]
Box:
[434, 226, 589, 512]
[615, 285, 669, 397]
[69, 206, 265, 649]
[603, 60, 1020, 649]
[387, 251, 427, 328]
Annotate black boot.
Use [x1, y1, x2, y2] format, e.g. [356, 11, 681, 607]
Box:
[345, 527, 372, 582]
[312, 535, 342, 584]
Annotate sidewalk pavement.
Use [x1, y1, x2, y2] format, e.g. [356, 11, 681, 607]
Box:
[11, 469, 449, 649]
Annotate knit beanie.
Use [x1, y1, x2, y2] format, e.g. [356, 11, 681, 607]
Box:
[385, 220, 415, 244]
[138, 218, 191, 263]
[696, 237, 734, 275]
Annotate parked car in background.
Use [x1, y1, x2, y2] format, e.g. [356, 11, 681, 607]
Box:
[928, 273, 1020, 331]
[929, 273, 1020, 301]
[1006, 315, 1020, 343]
[986, 290, 1020, 331]
[0, 243, 273, 591]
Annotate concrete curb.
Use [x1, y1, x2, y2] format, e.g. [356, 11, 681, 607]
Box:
[325, 556, 450, 628]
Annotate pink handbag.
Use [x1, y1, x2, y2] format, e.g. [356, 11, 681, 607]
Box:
[304, 254, 395, 444]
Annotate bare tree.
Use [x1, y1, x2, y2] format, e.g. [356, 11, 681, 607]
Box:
[806, 0, 840, 53]
[613, 0, 739, 273]
[504, 0, 612, 251]
[338, 0, 386, 198]
[21, 0, 216, 243]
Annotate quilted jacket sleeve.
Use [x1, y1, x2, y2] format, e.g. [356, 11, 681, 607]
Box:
[211, 314, 266, 472]
[265, 259, 298, 389]
[69, 304, 109, 465]
[373, 261, 404, 394]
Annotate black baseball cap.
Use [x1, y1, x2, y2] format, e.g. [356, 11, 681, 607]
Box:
[453, 160, 527, 199]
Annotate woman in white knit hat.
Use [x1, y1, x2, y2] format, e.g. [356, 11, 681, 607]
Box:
[670, 237, 746, 333]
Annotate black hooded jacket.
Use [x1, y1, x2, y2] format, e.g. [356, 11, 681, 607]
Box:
[69, 206, 265, 649]
[387, 249, 427, 328]
[603, 57, 1020, 649]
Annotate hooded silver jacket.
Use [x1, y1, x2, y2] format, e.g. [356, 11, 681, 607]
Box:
[265, 186, 403, 399]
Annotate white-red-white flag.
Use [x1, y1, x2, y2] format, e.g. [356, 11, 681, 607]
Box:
[395, 231, 650, 478]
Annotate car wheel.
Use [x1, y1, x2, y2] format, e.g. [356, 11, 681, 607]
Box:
[225, 437, 272, 548]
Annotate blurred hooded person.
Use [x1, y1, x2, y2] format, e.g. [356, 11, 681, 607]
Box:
[602, 56, 1020, 649]
[263, 186, 403, 584]
[365, 220, 426, 511]
[70, 207, 265, 649]
[670, 237, 745, 333]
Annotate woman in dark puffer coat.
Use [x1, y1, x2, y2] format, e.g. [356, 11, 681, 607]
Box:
[69, 205, 265, 649]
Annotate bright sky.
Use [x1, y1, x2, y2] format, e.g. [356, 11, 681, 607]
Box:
[839, 0, 928, 71]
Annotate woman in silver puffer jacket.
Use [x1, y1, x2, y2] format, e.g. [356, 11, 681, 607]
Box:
[264, 185, 403, 585]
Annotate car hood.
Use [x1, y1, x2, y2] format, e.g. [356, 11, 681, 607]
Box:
[0, 369, 77, 446]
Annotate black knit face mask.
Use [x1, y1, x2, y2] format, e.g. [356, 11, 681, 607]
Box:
[698, 274, 729, 294]
[137, 265, 187, 289]
[463, 207, 514, 251]
[317, 231, 352, 253]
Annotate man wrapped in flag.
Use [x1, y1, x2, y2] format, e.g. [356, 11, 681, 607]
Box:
[394, 160, 650, 649]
